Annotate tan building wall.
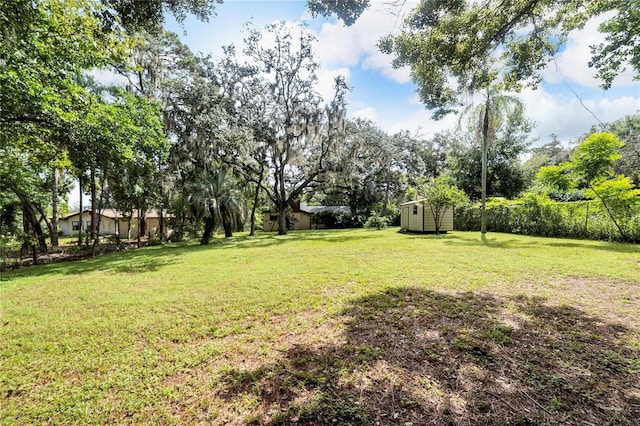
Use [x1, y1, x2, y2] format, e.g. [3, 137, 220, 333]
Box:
[262, 212, 312, 231]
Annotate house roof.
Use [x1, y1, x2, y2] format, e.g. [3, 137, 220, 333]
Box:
[60, 208, 169, 220]
[299, 202, 350, 214]
[263, 202, 350, 215]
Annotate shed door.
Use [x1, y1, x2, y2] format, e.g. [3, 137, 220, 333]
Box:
[401, 206, 409, 229]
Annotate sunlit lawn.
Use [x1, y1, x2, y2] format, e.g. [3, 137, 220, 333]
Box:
[1, 228, 639, 424]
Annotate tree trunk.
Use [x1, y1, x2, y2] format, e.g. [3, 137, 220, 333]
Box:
[481, 101, 489, 235]
[277, 202, 287, 235]
[431, 205, 441, 235]
[18, 194, 47, 252]
[159, 206, 165, 242]
[277, 168, 288, 235]
[34, 203, 54, 245]
[91, 169, 108, 257]
[249, 166, 264, 237]
[136, 209, 143, 248]
[51, 167, 59, 247]
[78, 175, 83, 245]
[381, 164, 391, 217]
[221, 203, 233, 238]
[234, 213, 244, 232]
[90, 168, 97, 241]
[201, 206, 216, 244]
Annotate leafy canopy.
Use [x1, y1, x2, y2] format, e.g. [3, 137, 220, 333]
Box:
[368, 0, 639, 117]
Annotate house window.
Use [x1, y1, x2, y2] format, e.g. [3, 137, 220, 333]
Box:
[412, 205, 418, 215]
[86, 221, 91, 230]
[269, 214, 278, 222]
[72, 221, 81, 231]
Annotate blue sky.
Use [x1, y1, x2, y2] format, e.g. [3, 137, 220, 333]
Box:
[164, 0, 640, 147]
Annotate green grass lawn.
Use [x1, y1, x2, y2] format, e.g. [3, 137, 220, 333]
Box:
[1, 229, 639, 425]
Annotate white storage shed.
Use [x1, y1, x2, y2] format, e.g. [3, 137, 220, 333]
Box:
[399, 200, 454, 233]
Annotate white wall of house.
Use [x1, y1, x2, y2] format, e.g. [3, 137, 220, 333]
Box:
[58, 210, 170, 239]
[59, 212, 120, 236]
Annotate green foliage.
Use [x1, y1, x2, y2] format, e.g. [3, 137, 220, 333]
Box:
[455, 194, 640, 243]
[523, 136, 573, 187]
[534, 132, 637, 241]
[589, 2, 640, 89]
[0, 235, 21, 268]
[418, 176, 468, 234]
[364, 215, 388, 230]
[238, 22, 348, 235]
[375, 0, 639, 113]
[311, 210, 365, 229]
[588, 175, 640, 233]
[99, 0, 221, 31]
[536, 162, 576, 192]
[318, 119, 432, 218]
[405, 186, 419, 202]
[188, 170, 245, 242]
[605, 114, 640, 185]
[571, 132, 623, 183]
[0, 0, 128, 152]
[307, 0, 369, 25]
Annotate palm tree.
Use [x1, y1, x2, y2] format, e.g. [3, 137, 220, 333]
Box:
[189, 170, 245, 244]
[460, 88, 523, 234]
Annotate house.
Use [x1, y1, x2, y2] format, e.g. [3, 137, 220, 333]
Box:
[58, 208, 169, 238]
[399, 200, 454, 233]
[262, 201, 350, 231]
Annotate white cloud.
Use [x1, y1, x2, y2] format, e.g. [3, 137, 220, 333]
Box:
[543, 13, 636, 88]
[350, 106, 379, 122]
[520, 87, 640, 144]
[311, 0, 417, 83]
[376, 85, 639, 145]
[361, 50, 412, 84]
[386, 106, 459, 137]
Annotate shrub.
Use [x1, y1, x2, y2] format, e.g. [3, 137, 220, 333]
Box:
[0, 235, 21, 269]
[364, 215, 388, 230]
[312, 210, 364, 229]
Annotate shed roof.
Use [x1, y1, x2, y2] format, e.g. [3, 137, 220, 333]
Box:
[399, 199, 429, 207]
[299, 202, 350, 214]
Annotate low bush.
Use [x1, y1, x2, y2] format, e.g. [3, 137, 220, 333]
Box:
[312, 210, 365, 229]
[364, 215, 388, 230]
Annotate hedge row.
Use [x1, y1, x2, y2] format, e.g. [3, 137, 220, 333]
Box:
[454, 195, 640, 243]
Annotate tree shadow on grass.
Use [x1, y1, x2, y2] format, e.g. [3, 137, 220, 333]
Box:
[217, 288, 640, 425]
